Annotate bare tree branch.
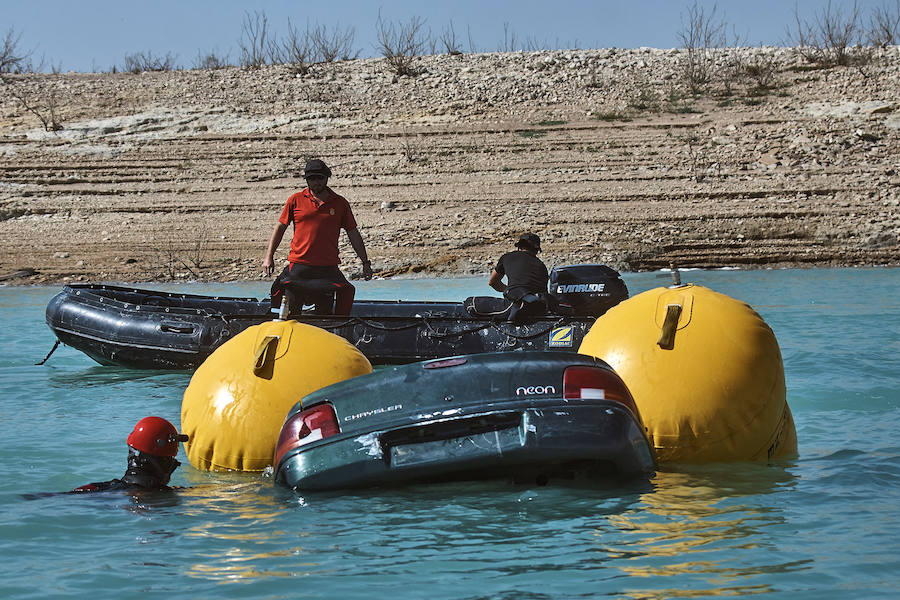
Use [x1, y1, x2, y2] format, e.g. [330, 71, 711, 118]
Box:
[466, 25, 478, 54]
[1, 27, 32, 74]
[310, 23, 358, 62]
[787, 0, 865, 66]
[238, 10, 273, 68]
[499, 22, 518, 52]
[9, 83, 63, 131]
[375, 13, 429, 77]
[440, 20, 463, 55]
[194, 49, 231, 70]
[678, 1, 727, 93]
[868, 0, 900, 47]
[123, 51, 177, 73]
[280, 18, 311, 73]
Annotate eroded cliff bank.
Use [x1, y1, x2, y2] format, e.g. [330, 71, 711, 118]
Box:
[1, 47, 898, 284]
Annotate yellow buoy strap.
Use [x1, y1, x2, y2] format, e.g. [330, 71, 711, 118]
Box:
[253, 335, 280, 376]
[657, 304, 682, 350]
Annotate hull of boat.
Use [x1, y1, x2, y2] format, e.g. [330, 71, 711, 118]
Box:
[46, 285, 599, 369]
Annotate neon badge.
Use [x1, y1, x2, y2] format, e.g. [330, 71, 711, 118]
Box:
[516, 385, 556, 396]
[549, 326, 574, 348]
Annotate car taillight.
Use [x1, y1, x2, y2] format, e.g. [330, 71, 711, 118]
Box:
[563, 365, 641, 421]
[273, 403, 340, 466]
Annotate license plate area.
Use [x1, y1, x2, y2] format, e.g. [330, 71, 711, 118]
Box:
[381, 411, 522, 468]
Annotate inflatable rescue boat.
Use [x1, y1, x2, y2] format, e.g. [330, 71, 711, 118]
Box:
[45, 264, 627, 369]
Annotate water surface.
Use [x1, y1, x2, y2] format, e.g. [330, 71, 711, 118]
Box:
[1, 268, 898, 598]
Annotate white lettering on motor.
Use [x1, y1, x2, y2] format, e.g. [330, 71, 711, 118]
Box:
[515, 385, 557, 396]
[555, 283, 605, 293]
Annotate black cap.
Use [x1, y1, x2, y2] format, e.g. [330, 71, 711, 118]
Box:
[516, 232, 541, 252]
[303, 159, 332, 178]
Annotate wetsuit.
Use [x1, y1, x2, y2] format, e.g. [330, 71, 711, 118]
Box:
[71, 449, 179, 493]
[71, 478, 167, 493]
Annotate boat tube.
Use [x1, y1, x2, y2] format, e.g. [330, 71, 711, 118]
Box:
[44, 264, 627, 369]
[273, 351, 655, 490]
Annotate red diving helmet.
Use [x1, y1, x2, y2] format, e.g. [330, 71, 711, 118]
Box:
[127, 416, 188, 457]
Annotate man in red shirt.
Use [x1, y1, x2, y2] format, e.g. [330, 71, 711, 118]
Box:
[263, 159, 372, 315]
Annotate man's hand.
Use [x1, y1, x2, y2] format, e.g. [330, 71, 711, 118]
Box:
[362, 261, 373, 281]
[263, 222, 288, 277]
[262, 256, 275, 276]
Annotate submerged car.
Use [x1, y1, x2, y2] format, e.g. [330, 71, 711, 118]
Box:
[273, 351, 655, 491]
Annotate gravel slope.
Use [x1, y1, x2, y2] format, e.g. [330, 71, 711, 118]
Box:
[1, 47, 898, 284]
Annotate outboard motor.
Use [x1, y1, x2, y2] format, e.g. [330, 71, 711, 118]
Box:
[549, 264, 628, 317]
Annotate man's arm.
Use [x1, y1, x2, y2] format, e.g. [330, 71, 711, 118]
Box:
[489, 269, 506, 293]
[346, 229, 372, 280]
[262, 222, 289, 275]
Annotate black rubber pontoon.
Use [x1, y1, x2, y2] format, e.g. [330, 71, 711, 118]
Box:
[44, 264, 628, 369]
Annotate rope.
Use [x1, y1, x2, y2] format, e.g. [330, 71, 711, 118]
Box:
[315, 317, 425, 332]
[35, 339, 60, 366]
[422, 318, 495, 338]
[311, 314, 559, 341]
[159, 309, 575, 343]
[488, 317, 571, 341]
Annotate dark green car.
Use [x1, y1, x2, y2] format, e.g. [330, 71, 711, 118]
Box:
[274, 351, 655, 491]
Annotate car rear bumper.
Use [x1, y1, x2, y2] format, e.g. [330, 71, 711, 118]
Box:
[275, 404, 655, 490]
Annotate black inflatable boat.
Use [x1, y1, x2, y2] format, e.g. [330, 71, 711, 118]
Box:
[274, 351, 656, 490]
[45, 264, 628, 370]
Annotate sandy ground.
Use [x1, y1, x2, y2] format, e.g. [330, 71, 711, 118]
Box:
[1, 48, 898, 285]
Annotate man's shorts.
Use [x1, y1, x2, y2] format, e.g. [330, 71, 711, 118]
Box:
[270, 263, 355, 315]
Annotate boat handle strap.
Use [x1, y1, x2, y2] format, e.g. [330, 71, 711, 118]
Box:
[657, 304, 682, 350]
[254, 335, 280, 376]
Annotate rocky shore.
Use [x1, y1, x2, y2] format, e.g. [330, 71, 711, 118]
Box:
[1, 46, 898, 285]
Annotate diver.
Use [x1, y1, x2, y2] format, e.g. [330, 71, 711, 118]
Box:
[71, 416, 188, 493]
[489, 232, 551, 322]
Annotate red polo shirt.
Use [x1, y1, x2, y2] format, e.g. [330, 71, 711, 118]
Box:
[278, 187, 358, 266]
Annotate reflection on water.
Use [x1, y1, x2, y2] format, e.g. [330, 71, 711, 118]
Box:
[48, 365, 191, 389]
[163, 465, 810, 593]
[607, 464, 805, 597]
[186, 561, 311, 582]
[180, 476, 282, 522]
[178, 475, 318, 582]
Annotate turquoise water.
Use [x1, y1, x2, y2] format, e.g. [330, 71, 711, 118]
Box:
[1, 268, 898, 599]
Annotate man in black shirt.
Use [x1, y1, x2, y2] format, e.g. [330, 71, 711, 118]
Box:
[489, 233, 550, 321]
